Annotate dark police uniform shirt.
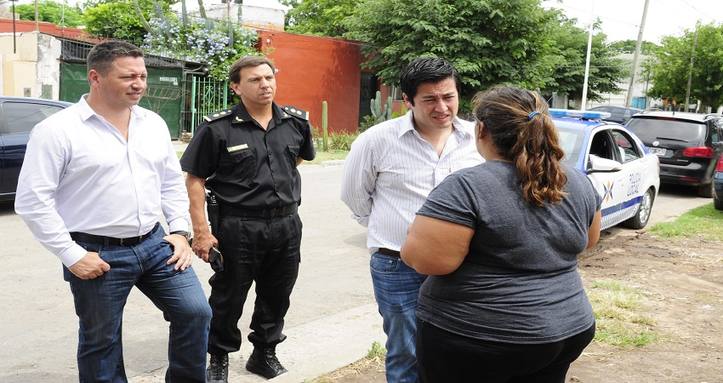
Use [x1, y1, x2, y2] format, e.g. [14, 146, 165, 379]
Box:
[180, 102, 315, 209]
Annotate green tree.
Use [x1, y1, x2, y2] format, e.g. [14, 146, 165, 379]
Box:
[16, 1, 84, 27]
[647, 23, 723, 110]
[281, 0, 357, 37]
[82, 0, 173, 46]
[544, 15, 626, 102]
[344, 0, 558, 100]
[609, 39, 658, 55]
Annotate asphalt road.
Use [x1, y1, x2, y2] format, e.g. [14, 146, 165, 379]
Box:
[0, 164, 712, 382]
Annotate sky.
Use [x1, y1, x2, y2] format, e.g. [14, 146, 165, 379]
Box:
[543, 0, 723, 43]
[14, 0, 723, 44]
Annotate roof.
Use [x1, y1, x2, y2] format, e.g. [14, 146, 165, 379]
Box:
[632, 111, 716, 123]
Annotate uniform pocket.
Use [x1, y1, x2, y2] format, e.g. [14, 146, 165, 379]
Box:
[223, 148, 257, 180]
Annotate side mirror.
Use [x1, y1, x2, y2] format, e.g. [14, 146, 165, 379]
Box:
[587, 154, 623, 174]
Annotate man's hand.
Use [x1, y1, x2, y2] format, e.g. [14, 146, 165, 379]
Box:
[164, 233, 194, 271]
[192, 231, 218, 262]
[69, 252, 111, 280]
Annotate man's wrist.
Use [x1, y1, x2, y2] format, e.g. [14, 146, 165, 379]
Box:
[170, 230, 191, 241]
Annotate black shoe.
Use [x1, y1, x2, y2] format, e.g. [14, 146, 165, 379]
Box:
[206, 353, 229, 383]
[245, 347, 288, 379]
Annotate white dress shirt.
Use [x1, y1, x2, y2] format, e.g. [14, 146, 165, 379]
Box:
[15, 96, 190, 267]
[340, 111, 483, 252]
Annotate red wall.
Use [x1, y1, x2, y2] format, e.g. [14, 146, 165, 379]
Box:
[0, 18, 99, 43]
[259, 30, 361, 134]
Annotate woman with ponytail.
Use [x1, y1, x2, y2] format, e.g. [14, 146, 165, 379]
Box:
[401, 86, 602, 383]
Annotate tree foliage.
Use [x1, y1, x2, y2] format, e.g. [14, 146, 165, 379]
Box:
[344, 0, 560, 100]
[83, 0, 172, 46]
[647, 23, 723, 110]
[544, 15, 625, 102]
[609, 39, 658, 55]
[15, 1, 84, 28]
[281, 0, 357, 37]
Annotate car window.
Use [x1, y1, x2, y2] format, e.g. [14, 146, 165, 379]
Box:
[1, 102, 63, 135]
[556, 127, 585, 167]
[611, 130, 641, 163]
[626, 118, 706, 145]
[589, 130, 615, 160]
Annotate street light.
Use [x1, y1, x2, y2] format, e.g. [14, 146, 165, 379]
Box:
[9, 0, 17, 53]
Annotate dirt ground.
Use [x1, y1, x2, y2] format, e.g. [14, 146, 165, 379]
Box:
[313, 230, 723, 383]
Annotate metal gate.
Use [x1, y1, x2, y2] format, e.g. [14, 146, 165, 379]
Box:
[188, 75, 229, 134]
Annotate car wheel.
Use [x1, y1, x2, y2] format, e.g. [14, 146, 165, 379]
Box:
[715, 194, 723, 210]
[623, 188, 654, 229]
[697, 182, 713, 198]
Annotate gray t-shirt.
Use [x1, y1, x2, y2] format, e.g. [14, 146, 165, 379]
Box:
[416, 161, 601, 344]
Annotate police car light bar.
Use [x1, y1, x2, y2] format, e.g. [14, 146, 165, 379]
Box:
[548, 108, 611, 120]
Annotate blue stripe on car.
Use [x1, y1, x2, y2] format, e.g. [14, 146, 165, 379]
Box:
[601, 196, 642, 216]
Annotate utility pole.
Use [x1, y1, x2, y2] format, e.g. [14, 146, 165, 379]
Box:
[580, 2, 594, 111]
[684, 21, 700, 112]
[34, 0, 39, 31]
[625, 0, 650, 108]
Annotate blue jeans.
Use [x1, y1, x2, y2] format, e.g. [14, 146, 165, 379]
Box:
[64, 225, 212, 383]
[370, 251, 426, 383]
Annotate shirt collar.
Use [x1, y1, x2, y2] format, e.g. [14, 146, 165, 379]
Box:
[398, 110, 474, 141]
[231, 102, 287, 125]
[77, 94, 146, 122]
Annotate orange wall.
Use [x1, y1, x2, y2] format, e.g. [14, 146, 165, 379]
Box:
[259, 30, 361, 134]
[0, 18, 99, 43]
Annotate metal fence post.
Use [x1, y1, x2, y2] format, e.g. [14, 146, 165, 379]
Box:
[322, 101, 328, 152]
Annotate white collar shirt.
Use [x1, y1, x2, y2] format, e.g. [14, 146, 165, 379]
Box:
[14, 96, 190, 267]
[340, 111, 484, 252]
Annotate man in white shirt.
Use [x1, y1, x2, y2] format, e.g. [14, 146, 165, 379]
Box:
[340, 57, 483, 382]
[14, 41, 211, 382]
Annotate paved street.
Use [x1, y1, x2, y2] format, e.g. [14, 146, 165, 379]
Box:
[0, 163, 713, 382]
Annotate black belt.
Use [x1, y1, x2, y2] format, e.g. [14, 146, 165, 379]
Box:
[221, 203, 298, 219]
[70, 223, 159, 247]
[378, 248, 400, 257]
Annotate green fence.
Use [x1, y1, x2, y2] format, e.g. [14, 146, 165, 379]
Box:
[189, 75, 229, 134]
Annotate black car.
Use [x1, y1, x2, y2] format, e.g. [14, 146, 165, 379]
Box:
[589, 105, 643, 124]
[626, 111, 723, 197]
[714, 155, 723, 210]
[0, 97, 70, 201]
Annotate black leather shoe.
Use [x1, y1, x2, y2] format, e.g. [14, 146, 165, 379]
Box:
[245, 347, 288, 379]
[206, 353, 228, 383]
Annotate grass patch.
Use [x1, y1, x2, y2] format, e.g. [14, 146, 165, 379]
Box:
[587, 279, 657, 347]
[306, 149, 348, 164]
[650, 203, 723, 241]
[306, 342, 385, 383]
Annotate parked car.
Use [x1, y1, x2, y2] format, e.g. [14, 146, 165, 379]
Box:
[714, 155, 723, 210]
[625, 111, 723, 197]
[589, 105, 643, 124]
[551, 109, 660, 230]
[0, 97, 70, 201]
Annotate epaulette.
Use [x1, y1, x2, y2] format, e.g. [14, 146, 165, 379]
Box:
[203, 109, 233, 123]
[283, 105, 309, 120]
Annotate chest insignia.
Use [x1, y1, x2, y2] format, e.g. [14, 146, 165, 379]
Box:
[227, 143, 249, 153]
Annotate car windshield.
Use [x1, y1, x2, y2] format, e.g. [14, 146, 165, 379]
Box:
[555, 126, 585, 167]
[626, 118, 706, 145]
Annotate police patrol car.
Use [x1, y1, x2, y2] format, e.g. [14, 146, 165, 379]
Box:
[551, 109, 661, 230]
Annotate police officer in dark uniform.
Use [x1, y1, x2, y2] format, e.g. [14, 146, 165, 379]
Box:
[180, 56, 315, 382]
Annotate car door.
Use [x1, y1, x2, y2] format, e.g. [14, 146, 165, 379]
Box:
[610, 129, 646, 222]
[0, 101, 64, 196]
[586, 127, 630, 229]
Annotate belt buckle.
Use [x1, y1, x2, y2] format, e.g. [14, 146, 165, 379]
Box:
[119, 237, 126, 246]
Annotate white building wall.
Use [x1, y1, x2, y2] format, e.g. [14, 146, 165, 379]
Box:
[35, 33, 62, 100]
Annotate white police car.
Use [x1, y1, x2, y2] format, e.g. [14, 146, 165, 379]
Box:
[552, 109, 660, 230]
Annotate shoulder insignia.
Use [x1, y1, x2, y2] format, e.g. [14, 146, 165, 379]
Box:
[283, 105, 309, 120]
[203, 109, 232, 123]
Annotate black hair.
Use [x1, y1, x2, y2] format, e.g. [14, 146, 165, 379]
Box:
[399, 57, 459, 105]
[229, 56, 276, 84]
[87, 40, 144, 74]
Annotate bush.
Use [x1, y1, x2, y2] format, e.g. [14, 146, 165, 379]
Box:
[328, 132, 358, 151]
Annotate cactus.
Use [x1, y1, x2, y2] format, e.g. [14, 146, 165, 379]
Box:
[370, 90, 392, 124]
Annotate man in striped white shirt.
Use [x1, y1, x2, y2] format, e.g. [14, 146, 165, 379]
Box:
[341, 57, 483, 382]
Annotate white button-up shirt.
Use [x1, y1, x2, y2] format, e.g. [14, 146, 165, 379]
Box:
[15, 96, 190, 267]
[340, 111, 483, 252]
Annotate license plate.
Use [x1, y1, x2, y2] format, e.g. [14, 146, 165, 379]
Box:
[649, 147, 666, 156]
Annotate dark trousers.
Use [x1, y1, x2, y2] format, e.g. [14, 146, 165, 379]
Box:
[417, 319, 595, 383]
[207, 212, 302, 355]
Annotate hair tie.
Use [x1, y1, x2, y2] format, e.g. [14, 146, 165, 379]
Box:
[527, 111, 541, 121]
